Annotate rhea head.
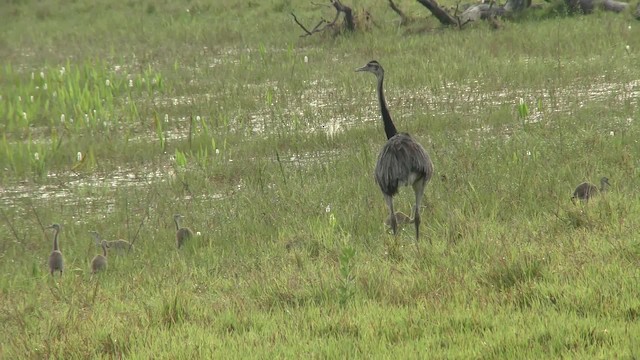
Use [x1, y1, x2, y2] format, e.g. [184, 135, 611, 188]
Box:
[355, 60, 384, 78]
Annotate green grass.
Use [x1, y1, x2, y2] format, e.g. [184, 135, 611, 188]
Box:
[2, 0, 640, 357]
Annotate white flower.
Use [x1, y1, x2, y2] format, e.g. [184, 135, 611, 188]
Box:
[59, 67, 65, 76]
[105, 79, 111, 87]
[22, 112, 27, 120]
[164, 114, 169, 123]
[40, 71, 45, 79]
[526, 150, 531, 156]
[325, 204, 331, 213]
[77, 152, 83, 162]
[196, 115, 201, 122]
[34, 152, 40, 161]
[196, 231, 201, 236]
[43, 83, 48, 90]
[304, 56, 309, 63]
[519, 97, 524, 106]
[215, 149, 220, 155]
[30, 95, 34, 102]
[129, 79, 134, 87]
[60, 114, 65, 123]
[626, 45, 630, 52]
[610, 131, 614, 136]
[69, 117, 74, 123]
[84, 113, 89, 121]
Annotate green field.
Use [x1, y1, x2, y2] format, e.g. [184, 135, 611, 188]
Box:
[1, 0, 640, 357]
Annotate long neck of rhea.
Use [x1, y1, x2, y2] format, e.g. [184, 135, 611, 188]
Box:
[377, 74, 397, 140]
[53, 229, 59, 251]
[174, 218, 180, 231]
[102, 242, 107, 257]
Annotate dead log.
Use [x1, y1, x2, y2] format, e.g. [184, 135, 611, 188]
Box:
[416, 0, 459, 26]
[459, 3, 507, 23]
[565, 0, 629, 13]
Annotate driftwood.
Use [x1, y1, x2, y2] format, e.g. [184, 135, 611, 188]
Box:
[416, 0, 459, 25]
[459, 3, 507, 23]
[565, 0, 629, 13]
[291, 0, 355, 37]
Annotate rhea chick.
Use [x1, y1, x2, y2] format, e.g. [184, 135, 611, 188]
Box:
[384, 211, 415, 228]
[572, 177, 610, 203]
[89, 230, 134, 252]
[174, 214, 194, 249]
[91, 240, 109, 274]
[47, 223, 64, 277]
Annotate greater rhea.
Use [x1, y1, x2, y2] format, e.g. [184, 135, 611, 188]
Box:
[572, 177, 610, 203]
[174, 214, 193, 249]
[91, 240, 109, 274]
[89, 230, 134, 252]
[356, 60, 434, 241]
[46, 223, 64, 276]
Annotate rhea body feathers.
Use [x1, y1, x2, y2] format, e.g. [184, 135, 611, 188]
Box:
[174, 214, 194, 249]
[572, 176, 610, 203]
[91, 240, 109, 274]
[89, 230, 134, 252]
[47, 223, 64, 276]
[356, 60, 433, 241]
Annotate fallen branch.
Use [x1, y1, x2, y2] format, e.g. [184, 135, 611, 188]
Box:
[291, 0, 356, 37]
[416, 0, 459, 26]
[388, 0, 412, 25]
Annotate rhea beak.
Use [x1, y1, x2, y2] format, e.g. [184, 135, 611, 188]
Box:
[355, 65, 368, 72]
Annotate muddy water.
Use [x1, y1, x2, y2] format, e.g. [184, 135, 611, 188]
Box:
[1, 76, 638, 212]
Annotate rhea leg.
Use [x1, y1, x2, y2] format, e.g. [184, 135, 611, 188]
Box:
[412, 179, 427, 242]
[384, 194, 396, 235]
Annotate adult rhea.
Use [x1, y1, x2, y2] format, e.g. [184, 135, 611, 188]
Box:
[356, 60, 434, 241]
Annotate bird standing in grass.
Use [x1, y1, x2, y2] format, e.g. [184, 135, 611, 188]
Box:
[572, 177, 610, 203]
[46, 223, 64, 276]
[356, 60, 434, 242]
[174, 214, 194, 249]
[89, 231, 134, 253]
[91, 240, 109, 274]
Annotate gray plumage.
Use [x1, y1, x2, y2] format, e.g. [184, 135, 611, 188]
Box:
[89, 230, 134, 252]
[356, 60, 434, 241]
[46, 223, 64, 276]
[91, 240, 109, 274]
[174, 214, 193, 249]
[572, 176, 610, 203]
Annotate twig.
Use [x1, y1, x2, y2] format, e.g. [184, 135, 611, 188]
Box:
[290, 12, 313, 36]
[127, 187, 155, 252]
[291, 0, 356, 37]
[388, 0, 410, 25]
[27, 198, 47, 232]
[0, 208, 23, 243]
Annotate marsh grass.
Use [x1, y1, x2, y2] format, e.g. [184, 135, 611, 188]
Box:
[1, 0, 640, 357]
